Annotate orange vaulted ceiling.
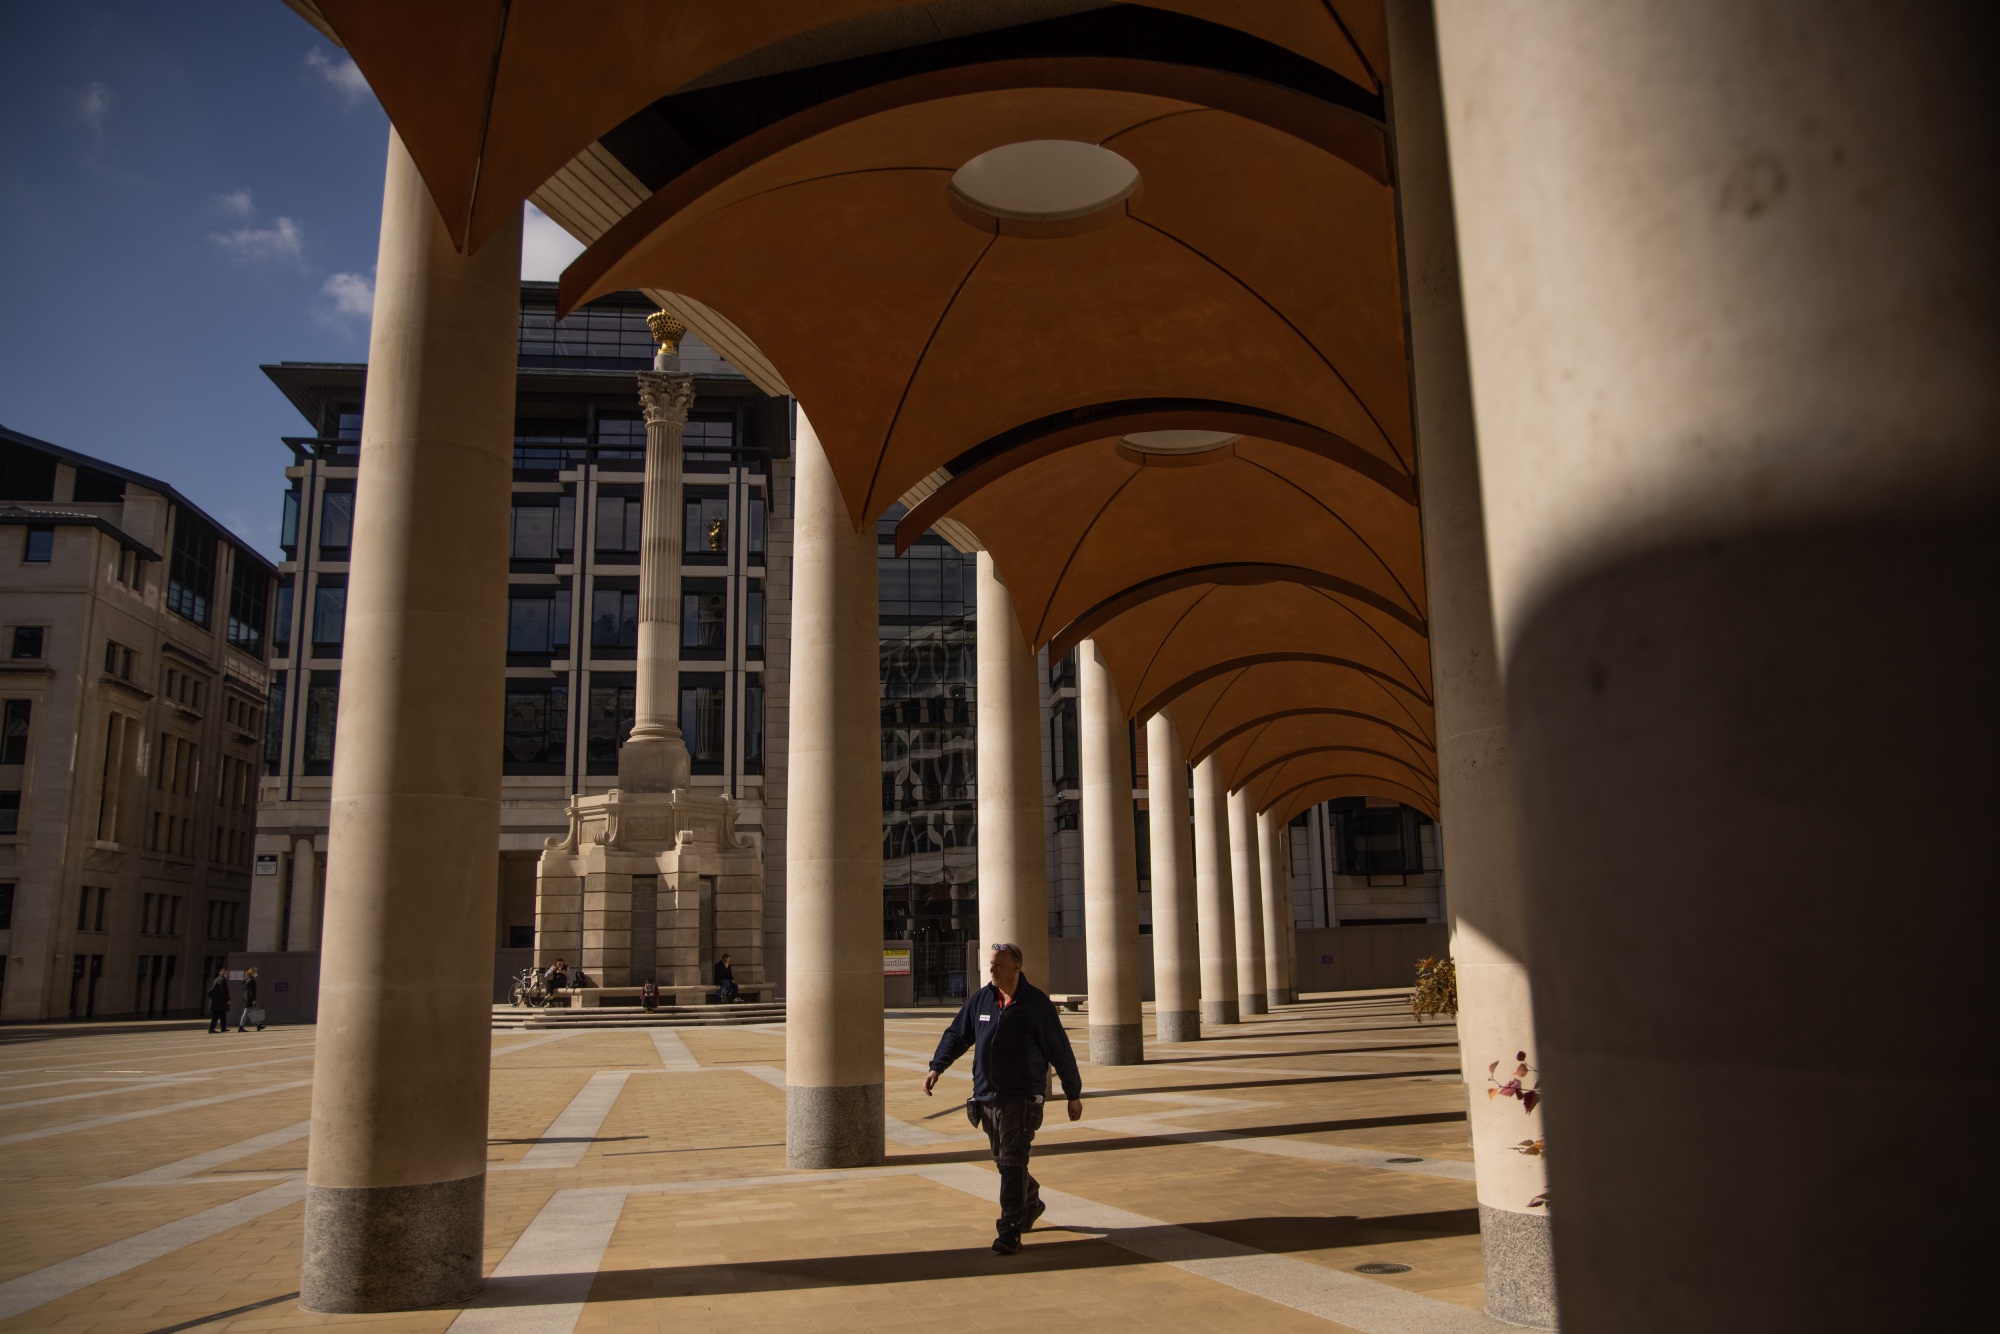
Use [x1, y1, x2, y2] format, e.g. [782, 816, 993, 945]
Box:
[562, 76, 1411, 527]
[304, 0, 1389, 254]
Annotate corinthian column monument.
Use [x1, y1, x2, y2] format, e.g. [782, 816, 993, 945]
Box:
[532, 312, 767, 1007]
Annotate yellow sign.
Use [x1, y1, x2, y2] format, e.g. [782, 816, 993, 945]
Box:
[882, 949, 911, 976]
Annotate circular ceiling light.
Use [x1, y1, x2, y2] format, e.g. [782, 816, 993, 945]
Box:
[1120, 430, 1240, 456]
[949, 140, 1139, 238]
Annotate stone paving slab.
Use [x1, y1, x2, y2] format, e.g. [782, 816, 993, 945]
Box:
[0, 996, 1496, 1333]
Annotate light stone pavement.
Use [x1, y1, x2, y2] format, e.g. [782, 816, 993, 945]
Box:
[0, 992, 1504, 1333]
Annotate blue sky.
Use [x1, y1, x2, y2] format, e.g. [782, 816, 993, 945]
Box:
[0, 3, 584, 559]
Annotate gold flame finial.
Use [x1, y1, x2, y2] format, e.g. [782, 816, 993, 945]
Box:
[646, 309, 686, 355]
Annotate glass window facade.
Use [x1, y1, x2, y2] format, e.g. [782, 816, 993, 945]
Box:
[683, 487, 728, 564]
[226, 555, 269, 655]
[590, 584, 638, 651]
[679, 673, 726, 774]
[508, 586, 572, 656]
[595, 493, 642, 557]
[503, 680, 568, 774]
[586, 673, 634, 775]
[1, 699, 30, 765]
[511, 496, 576, 560]
[682, 579, 727, 656]
[317, 488, 355, 552]
[166, 512, 217, 625]
[311, 583, 346, 648]
[302, 671, 338, 776]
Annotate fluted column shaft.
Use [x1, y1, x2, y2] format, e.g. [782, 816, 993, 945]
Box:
[1255, 809, 1294, 1006]
[1384, 3, 1552, 1322]
[975, 553, 1050, 987]
[784, 411, 884, 1168]
[1190, 756, 1238, 1025]
[1077, 638, 1142, 1064]
[620, 371, 694, 790]
[302, 128, 520, 1314]
[1434, 1, 1998, 1325]
[1225, 785, 1267, 1017]
[1145, 711, 1199, 1042]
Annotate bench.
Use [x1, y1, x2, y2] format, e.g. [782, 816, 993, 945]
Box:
[1047, 994, 1087, 1012]
[562, 984, 775, 1008]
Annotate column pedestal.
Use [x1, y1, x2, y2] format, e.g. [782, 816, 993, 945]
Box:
[1256, 810, 1295, 1006]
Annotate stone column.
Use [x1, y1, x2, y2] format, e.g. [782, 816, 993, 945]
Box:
[785, 410, 884, 1168]
[1189, 755, 1238, 1025]
[1255, 809, 1295, 1005]
[1225, 785, 1267, 1016]
[1144, 710, 1199, 1042]
[285, 838, 317, 953]
[975, 553, 1050, 986]
[1434, 3, 1998, 1327]
[620, 317, 694, 792]
[301, 128, 520, 1314]
[1077, 638, 1142, 1064]
[1384, 2, 1552, 1322]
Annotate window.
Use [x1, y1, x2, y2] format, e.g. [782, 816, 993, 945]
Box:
[227, 556, 269, 655]
[744, 679, 764, 773]
[590, 584, 638, 650]
[502, 679, 569, 774]
[681, 579, 726, 656]
[585, 673, 634, 773]
[683, 488, 728, 562]
[510, 497, 576, 560]
[115, 546, 143, 591]
[1331, 801, 1437, 877]
[24, 526, 53, 562]
[265, 673, 286, 775]
[594, 492, 642, 557]
[679, 673, 725, 773]
[11, 626, 42, 659]
[311, 583, 347, 648]
[684, 415, 735, 472]
[517, 301, 655, 367]
[745, 582, 765, 658]
[0, 882, 10, 929]
[303, 672, 339, 775]
[166, 511, 218, 625]
[1050, 697, 1080, 790]
[318, 487, 355, 551]
[280, 483, 301, 555]
[507, 586, 572, 655]
[747, 493, 767, 563]
[104, 640, 133, 679]
[271, 580, 293, 653]
[0, 790, 18, 835]
[0, 700, 29, 764]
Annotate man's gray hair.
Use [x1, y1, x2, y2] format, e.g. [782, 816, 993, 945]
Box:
[988, 942, 1023, 963]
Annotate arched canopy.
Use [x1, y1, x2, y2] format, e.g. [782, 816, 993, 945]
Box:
[300, 0, 1389, 252]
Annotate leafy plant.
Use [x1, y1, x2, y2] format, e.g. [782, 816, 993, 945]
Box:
[1408, 956, 1457, 1021]
[1487, 1050, 1541, 1113]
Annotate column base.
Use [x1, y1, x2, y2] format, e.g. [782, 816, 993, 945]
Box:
[300, 1175, 485, 1313]
[786, 1083, 884, 1168]
[1090, 1022, 1144, 1065]
[616, 737, 691, 793]
[1479, 1203, 1557, 1329]
[1266, 989, 1292, 1009]
[1201, 999, 1239, 1025]
[1239, 992, 1268, 1016]
[1155, 1009, 1200, 1043]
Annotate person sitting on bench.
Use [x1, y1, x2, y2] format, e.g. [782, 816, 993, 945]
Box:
[713, 953, 739, 1003]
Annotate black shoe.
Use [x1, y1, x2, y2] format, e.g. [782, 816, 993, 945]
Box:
[1021, 1197, 1047, 1232]
[992, 1232, 1021, 1255]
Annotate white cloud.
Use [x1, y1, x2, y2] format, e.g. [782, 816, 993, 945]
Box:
[322, 271, 375, 319]
[521, 204, 585, 281]
[305, 48, 371, 108]
[214, 188, 255, 218]
[78, 81, 111, 133]
[211, 217, 306, 264]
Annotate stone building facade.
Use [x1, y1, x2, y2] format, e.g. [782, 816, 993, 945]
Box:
[0, 424, 274, 1020]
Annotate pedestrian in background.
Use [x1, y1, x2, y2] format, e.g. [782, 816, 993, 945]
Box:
[237, 966, 264, 1031]
[925, 942, 1083, 1254]
[713, 953, 739, 1003]
[207, 967, 232, 1034]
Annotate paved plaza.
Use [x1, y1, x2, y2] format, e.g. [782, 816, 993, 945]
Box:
[0, 993, 1508, 1333]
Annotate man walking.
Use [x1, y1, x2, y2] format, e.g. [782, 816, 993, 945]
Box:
[925, 942, 1084, 1254]
[206, 967, 232, 1034]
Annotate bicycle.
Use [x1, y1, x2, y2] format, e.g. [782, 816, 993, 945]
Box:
[510, 968, 553, 1009]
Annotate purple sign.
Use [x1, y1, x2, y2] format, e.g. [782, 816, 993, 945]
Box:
[274, 981, 289, 992]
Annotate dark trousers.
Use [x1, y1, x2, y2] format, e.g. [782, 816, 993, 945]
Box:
[208, 1003, 228, 1032]
[976, 1097, 1045, 1236]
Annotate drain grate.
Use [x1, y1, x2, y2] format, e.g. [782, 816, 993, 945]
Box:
[1386, 1156, 1423, 1163]
[1356, 1262, 1413, 1275]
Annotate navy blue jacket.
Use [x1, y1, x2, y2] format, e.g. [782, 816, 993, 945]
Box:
[930, 977, 1083, 1103]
